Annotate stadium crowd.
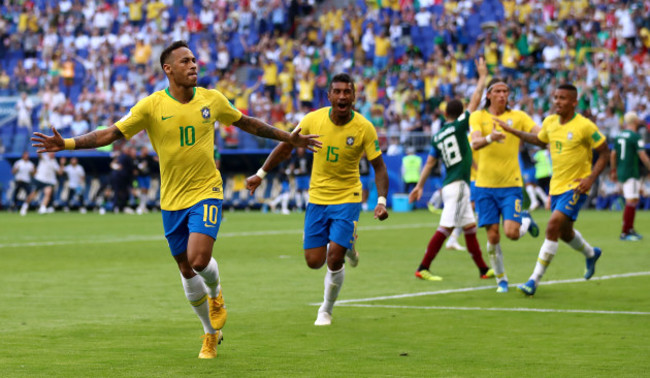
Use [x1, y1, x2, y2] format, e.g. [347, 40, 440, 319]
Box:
[1, 0, 650, 212]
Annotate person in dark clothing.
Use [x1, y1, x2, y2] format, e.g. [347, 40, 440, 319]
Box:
[111, 145, 137, 213]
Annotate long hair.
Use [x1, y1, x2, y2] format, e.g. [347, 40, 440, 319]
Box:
[483, 77, 510, 111]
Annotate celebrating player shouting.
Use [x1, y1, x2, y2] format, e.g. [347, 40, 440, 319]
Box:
[246, 73, 389, 326]
[31, 41, 321, 358]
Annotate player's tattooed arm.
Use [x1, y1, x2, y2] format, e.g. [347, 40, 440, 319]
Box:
[74, 126, 125, 149]
[32, 125, 124, 152]
[233, 115, 289, 141]
[233, 115, 322, 151]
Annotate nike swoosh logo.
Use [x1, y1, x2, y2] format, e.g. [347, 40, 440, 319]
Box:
[162, 115, 174, 121]
[204, 223, 215, 228]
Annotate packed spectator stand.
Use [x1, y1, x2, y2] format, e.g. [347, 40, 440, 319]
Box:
[1, 0, 649, 211]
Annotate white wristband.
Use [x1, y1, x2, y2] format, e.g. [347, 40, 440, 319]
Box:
[485, 134, 493, 144]
[256, 168, 267, 179]
[377, 196, 387, 206]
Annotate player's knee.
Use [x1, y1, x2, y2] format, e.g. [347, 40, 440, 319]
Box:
[175, 259, 195, 278]
[179, 266, 195, 279]
[504, 228, 520, 240]
[545, 222, 561, 239]
[191, 261, 208, 272]
[305, 255, 325, 269]
[486, 229, 500, 244]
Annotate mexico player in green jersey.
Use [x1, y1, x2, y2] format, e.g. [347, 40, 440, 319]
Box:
[610, 112, 650, 241]
[31, 41, 321, 359]
[246, 73, 389, 326]
[409, 58, 493, 282]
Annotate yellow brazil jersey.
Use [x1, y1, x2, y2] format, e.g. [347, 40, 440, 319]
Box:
[374, 36, 391, 57]
[470, 109, 536, 188]
[278, 71, 293, 94]
[233, 88, 253, 112]
[503, 0, 515, 18]
[298, 78, 314, 102]
[538, 113, 606, 195]
[485, 41, 498, 66]
[115, 87, 242, 211]
[300, 108, 381, 205]
[262, 62, 278, 86]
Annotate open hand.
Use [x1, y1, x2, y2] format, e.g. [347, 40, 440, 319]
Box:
[31, 127, 64, 153]
[288, 127, 322, 153]
[408, 187, 422, 203]
[475, 57, 488, 78]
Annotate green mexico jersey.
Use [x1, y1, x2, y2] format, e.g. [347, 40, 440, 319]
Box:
[431, 110, 473, 186]
[614, 130, 644, 181]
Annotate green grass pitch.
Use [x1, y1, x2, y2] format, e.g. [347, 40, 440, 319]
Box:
[0, 209, 648, 377]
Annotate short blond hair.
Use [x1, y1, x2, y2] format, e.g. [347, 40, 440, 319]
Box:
[624, 111, 640, 125]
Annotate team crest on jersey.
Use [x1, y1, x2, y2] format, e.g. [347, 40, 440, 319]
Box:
[506, 119, 513, 126]
[346, 136, 355, 146]
[201, 107, 211, 119]
[567, 132, 573, 140]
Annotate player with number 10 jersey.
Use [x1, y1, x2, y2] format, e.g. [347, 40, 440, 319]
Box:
[116, 87, 242, 211]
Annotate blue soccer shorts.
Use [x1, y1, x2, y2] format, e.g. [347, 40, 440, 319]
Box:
[522, 167, 536, 185]
[475, 186, 523, 227]
[551, 190, 587, 221]
[162, 198, 223, 256]
[296, 176, 310, 191]
[137, 176, 151, 190]
[469, 181, 477, 203]
[303, 203, 361, 250]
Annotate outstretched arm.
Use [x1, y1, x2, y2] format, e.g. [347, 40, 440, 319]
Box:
[245, 142, 295, 195]
[31, 125, 124, 152]
[370, 155, 389, 221]
[490, 118, 547, 147]
[409, 155, 437, 203]
[467, 57, 488, 113]
[233, 115, 322, 152]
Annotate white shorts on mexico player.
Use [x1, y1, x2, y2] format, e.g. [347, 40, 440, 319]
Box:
[622, 178, 640, 200]
[439, 180, 475, 228]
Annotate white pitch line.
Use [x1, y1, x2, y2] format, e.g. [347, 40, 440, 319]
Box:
[328, 271, 650, 305]
[0, 222, 434, 249]
[335, 303, 650, 316]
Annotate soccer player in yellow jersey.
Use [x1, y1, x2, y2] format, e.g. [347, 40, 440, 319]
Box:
[246, 73, 389, 326]
[469, 77, 540, 293]
[493, 84, 609, 296]
[31, 41, 321, 359]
